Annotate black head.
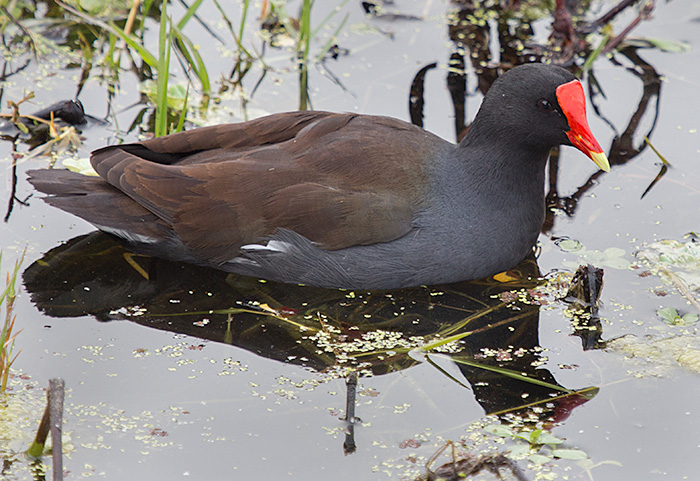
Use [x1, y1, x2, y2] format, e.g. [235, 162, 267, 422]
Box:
[466, 63, 578, 153]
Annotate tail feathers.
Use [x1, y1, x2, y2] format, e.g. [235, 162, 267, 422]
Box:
[27, 168, 106, 196]
[27, 169, 172, 243]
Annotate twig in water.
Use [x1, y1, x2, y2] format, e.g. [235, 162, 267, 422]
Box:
[28, 378, 65, 481]
[50, 378, 65, 481]
[343, 371, 358, 455]
[663, 269, 700, 314]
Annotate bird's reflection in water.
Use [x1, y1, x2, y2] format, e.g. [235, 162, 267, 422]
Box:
[24, 232, 598, 432]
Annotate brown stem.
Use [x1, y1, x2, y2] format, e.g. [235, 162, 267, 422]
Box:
[589, 0, 641, 30]
[50, 378, 65, 481]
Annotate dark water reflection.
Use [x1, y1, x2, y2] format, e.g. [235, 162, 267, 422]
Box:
[24, 232, 596, 426]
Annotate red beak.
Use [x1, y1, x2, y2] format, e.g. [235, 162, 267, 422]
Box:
[556, 80, 610, 172]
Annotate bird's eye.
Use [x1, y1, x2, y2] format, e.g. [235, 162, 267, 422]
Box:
[538, 99, 553, 113]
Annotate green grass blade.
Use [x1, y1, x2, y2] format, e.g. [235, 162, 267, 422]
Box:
[582, 30, 611, 74]
[298, 0, 313, 110]
[177, 0, 205, 30]
[419, 308, 533, 351]
[424, 355, 472, 390]
[644, 136, 671, 165]
[314, 12, 349, 63]
[1, 248, 25, 394]
[237, 0, 250, 51]
[300, 0, 312, 56]
[140, 0, 158, 34]
[172, 26, 211, 93]
[641, 137, 671, 199]
[488, 386, 600, 417]
[310, 0, 349, 40]
[56, 0, 158, 67]
[109, 20, 158, 67]
[450, 356, 572, 392]
[175, 83, 190, 133]
[155, 1, 171, 137]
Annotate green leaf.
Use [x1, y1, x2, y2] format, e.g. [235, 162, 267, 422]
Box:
[140, 81, 188, 111]
[536, 431, 564, 445]
[78, 0, 113, 13]
[62, 157, 98, 176]
[600, 248, 631, 269]
[657, 307, 680, 324]
[15, 121, 29, 134]
[529, 429, 543, 444]
[558, 239, 584, 252]
[636, 239, 700, 292]
[484, 424, 514, 438]
[529, 453, 552, 464]
[561, 242, 630, 270]
[552, 448, 589, 460]
[602, 257, 631, 270]
[603, 247, 627, 258]
[508, 444, 531, 458]
[623, 37, 691, 53]
[657, 307, 698, 326]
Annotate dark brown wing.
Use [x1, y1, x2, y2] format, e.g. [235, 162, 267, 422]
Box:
[90, 111, 449, 264]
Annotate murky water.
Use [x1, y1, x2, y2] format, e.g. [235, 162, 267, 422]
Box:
[2, 0, 700, 479]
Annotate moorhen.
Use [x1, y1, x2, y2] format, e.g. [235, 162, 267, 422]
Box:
[28, 63, 609, 290]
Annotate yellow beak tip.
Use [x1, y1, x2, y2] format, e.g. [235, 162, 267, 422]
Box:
[591, 151, 610, 172]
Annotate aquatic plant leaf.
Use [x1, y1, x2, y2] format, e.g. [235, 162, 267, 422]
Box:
[606, 335, 700, 376]
[484, 424, 514, 438]
[77, 0, 112, 14]
[529, 453, 552, 464]
[514, 429, 563, 446]
[657, 307, 680, 324]
[508, 443, 530, 457]
[536, 431, 564, 445]
[557, 238, 584, 252]
[623, 37, 691, 53]
[658, 307, 698, 326]
[552, 448, 588, 460]
[140, 81, 189, 112]
[600, 248, 631, 269]
[62, 157, 98, 176]
[636, 239, 700, 291]
[561, 245, 630, 270]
